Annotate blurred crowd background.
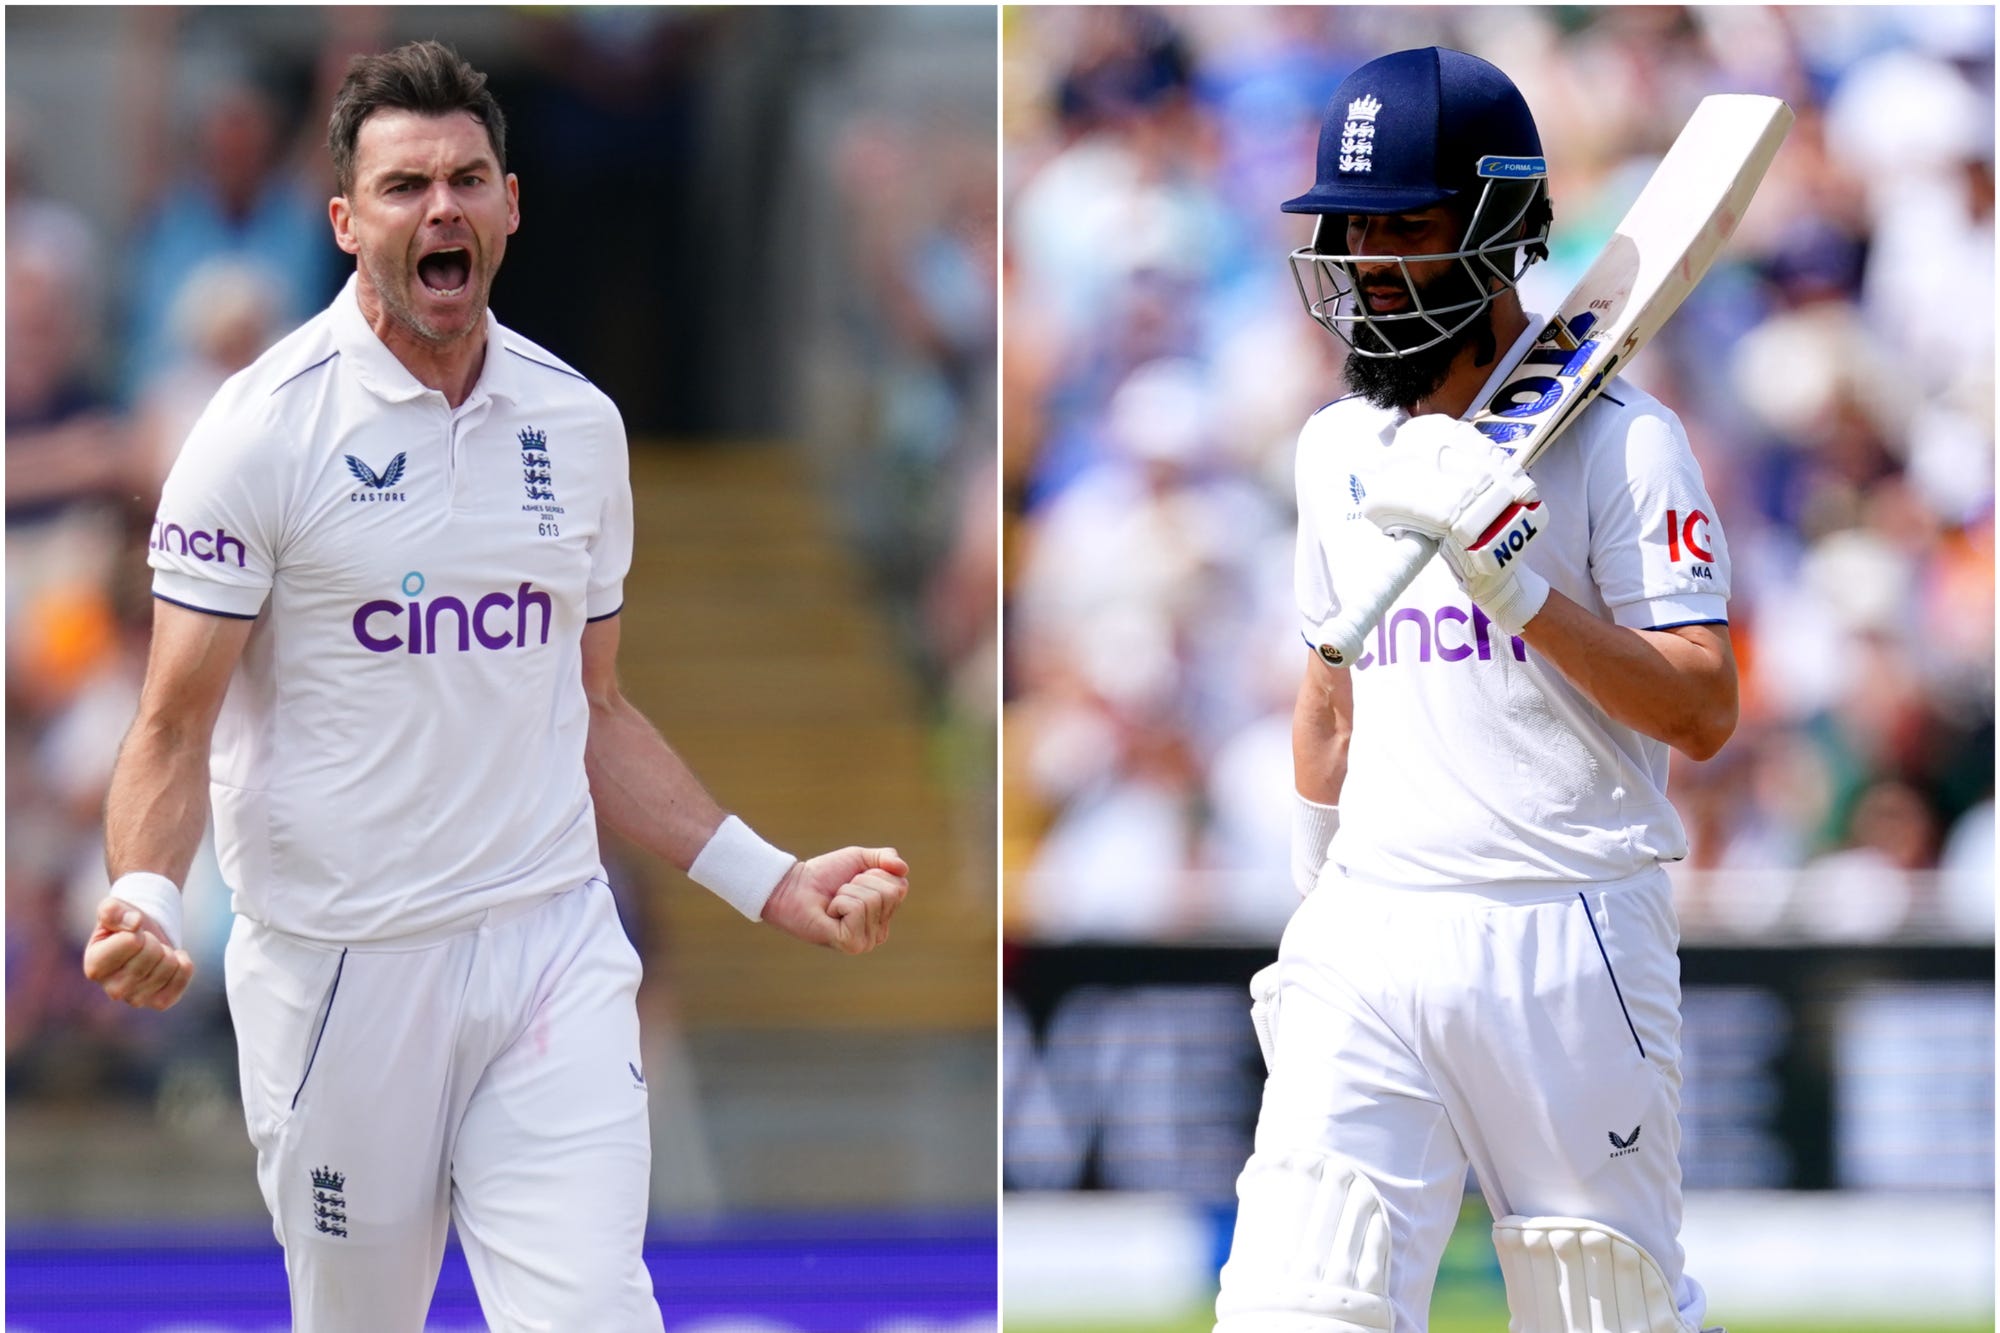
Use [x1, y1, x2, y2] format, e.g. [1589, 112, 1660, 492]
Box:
[6, 1, 996, 1251]
[1002, 4, 1994, 947]
[1000, 13, 1992, 1323]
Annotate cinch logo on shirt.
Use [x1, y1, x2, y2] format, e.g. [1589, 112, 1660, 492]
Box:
[1351, 603, 1526, 670]
[352, 576, 553, 654]
[151, 520, 248, 568]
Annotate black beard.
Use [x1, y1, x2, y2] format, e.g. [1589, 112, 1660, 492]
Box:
[1342, 264, 1495, 412]
[1344, 321, 1472, 412]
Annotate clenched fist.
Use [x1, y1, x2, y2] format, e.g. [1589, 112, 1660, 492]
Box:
[761, 847, 909, 953]
[82, 897, 196, 1011]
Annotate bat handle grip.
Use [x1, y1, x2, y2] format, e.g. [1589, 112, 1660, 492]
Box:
[1309, 531, 1437, 668]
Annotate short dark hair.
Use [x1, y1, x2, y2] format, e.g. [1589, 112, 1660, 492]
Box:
[328, 39, 507, 197]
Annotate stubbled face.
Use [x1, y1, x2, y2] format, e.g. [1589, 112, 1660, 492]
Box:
[331, 109, 518, 346]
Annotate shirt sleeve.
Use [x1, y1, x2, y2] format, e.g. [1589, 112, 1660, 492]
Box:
[148, 397, 283, 618]
[1586, 400, 1731, 629]
[586, 400, 633, 621]
[1293, 419, 1339, 642]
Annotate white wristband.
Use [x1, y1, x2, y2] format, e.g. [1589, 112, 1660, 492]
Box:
[108, 871, 186, 951]
[687, 816, 795, 921]
[1483, 565, 1550, 638]
[1290, 793, 1341, 898]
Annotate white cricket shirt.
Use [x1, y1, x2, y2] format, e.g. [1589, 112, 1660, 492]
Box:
[149, 275, 631, 942]
[1294, 316, 1731, 886]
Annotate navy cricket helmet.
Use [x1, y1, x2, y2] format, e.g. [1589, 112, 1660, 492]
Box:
[1283, 47, 1553, 358]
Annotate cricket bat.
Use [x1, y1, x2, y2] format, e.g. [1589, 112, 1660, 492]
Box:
[1311, 93, 1794, 667]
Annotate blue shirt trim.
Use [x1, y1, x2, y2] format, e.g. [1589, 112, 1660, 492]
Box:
[1309, 392, 1361, 421]
[269, 351, 340, 397]
[507, 347, 593, 385]
[152, 592, 259, 621]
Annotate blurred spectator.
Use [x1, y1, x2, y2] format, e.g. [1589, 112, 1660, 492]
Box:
[1802, 780, 1943, 940]
[802, 14, 1000, 910]
[1011, 354, 1292, 939]
[6, 229, 131, 531]
[5, 211, 141, 940]
[131, 257, 287, 493]
[828, 104, 1000, 681]
[1938, 793, 1996, 934]
[1005, 5, 1994, 944]
[122, 76, 340, 396]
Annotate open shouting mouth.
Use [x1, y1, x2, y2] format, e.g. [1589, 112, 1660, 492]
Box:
[417, 246, 472, 299]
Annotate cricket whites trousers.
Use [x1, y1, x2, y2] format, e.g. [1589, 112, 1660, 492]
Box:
[225, 878, 666, 1332]
[1217, 864, 1709, 1333]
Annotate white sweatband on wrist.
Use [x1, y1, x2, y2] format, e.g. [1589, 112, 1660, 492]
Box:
[1483, 565, 1550, 638]
[687, 815, 796, 921]
[1290, 793, 1341, 898]
[108, 871, 185, 951]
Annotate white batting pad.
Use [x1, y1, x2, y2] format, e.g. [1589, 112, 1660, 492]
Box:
[1215, 1151, 1394, 1333]
[1492, 1215, 1696, 1333]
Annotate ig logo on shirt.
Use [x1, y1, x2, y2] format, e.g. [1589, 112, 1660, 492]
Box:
[1664, 508, 1715, 580]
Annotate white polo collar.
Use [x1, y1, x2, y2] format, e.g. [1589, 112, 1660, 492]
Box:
[329, 272, 523, 406]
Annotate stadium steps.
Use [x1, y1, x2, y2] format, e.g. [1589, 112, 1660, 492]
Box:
[615, 443, 994, 1032]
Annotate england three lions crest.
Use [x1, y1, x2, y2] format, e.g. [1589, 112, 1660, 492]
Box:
[518, 428, 554, 498]
[1340, 94, 1381, 174]
[518, 427, 565, 527]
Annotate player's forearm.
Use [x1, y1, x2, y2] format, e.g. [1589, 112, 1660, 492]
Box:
[584, 694, 729, 873]
[1520, 592, 1738, 760]
[1292, 655, 1353, 803]
[103, 711, 214, 886]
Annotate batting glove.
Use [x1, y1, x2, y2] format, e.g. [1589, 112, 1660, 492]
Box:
[1357, 414, 1551, 636]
